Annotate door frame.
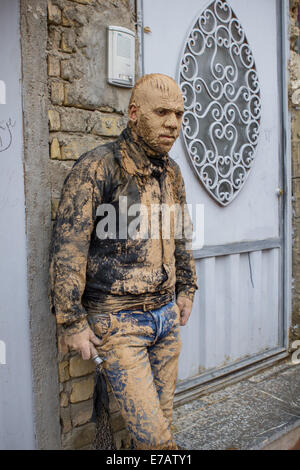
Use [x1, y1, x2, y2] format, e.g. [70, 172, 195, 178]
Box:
[136, 0, 292, 404]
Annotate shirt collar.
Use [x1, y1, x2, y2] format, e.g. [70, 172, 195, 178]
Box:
[119, 125, 173, 178]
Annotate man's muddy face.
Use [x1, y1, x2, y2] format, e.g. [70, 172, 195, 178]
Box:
[130, 85, 184, 153]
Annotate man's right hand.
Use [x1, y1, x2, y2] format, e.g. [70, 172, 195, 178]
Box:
[64, 326, 102, 360]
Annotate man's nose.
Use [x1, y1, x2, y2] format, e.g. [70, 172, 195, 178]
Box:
[165, 113, 178, 129]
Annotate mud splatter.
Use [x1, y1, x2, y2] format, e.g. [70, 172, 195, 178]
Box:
[49, 73, 197, 334]
[90, 301, 181, 450]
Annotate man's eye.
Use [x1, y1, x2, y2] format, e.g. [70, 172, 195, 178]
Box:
[176, 112, 183, 118]
[156, 109, 166, 116]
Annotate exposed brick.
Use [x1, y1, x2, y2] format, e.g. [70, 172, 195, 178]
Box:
[59, 360, 70, 383]
[61, 58, 84, 82]
[293, 217, 300, 245]
[63, 83, 73, 106]
[292, 140, 300, 178]
[59, 108, 126, 137]
[50, 137, 61, 159]
[65, 82, 123, 110]
[62, 422, 96, 450]
[62, 5, 88, 27]
[63, 379, 73, 395]
[48, 109, 61, 131]
[51, 81, 65, 105]
[61, 30, 76, 53]
[70, 399, 93, 427]
[69, 355, 95, 377]
[60, 406, 72, 433]
[292, 110, 300, 140]
[48, 0, 62, 25]
[90, 112, 126, 137]
[70, 376, 94, 403]
[60, 392, 69, 408]
[98, 105, 115, 113]
[68, 0, 95, 4]
[59, 134, 105, 160]
[61, 10, 71, 27]
[290, 51, 300, 84]
[60, 107, 90, 132]
[292, 178, 300, 217]
[60, 59, 72, 81]
[48, 55, 61, 77]
[48, 26, 61, 50]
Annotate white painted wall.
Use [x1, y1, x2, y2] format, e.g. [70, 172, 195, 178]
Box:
[0, 0, 35, 449]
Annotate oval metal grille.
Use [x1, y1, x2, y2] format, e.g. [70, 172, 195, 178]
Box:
[179, 0, 261, 206]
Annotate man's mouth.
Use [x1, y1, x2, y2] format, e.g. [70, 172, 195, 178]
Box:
[160, 135, 175, 140]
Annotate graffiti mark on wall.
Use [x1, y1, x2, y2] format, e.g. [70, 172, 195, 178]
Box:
[0, 118, 15, 153]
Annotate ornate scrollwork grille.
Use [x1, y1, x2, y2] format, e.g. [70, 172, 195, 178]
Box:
[179, 0, 261, 206]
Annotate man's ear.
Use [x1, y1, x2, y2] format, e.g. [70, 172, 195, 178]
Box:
[128, 104, 138, 123]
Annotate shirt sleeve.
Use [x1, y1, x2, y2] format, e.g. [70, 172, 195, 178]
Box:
[49, 156, 103, 335]
[174, 166, 198, 302]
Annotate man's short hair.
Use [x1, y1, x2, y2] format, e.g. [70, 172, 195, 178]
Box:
[129, 73, 182, 109]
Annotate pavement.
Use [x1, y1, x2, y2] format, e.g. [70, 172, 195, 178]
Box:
[172, 359, 300, 450]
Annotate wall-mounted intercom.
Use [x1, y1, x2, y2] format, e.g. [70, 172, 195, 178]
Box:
[107, 26, 135, 88]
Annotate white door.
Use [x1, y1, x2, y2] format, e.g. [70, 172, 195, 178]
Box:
[142, 0, 290, 395]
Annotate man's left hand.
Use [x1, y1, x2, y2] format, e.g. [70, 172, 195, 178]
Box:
[176, 295, 193, 326]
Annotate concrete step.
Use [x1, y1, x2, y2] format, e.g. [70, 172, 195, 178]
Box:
[173, 360, 300, 450]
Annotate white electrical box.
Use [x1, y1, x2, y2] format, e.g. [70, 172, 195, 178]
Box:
[107, 26, 135, 88]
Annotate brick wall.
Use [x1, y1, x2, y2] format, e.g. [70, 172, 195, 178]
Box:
[290, 0, 300, 343]
[47, 0, 134, 449]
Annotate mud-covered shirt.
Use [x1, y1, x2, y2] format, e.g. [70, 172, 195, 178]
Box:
[49, 126, 198, 334]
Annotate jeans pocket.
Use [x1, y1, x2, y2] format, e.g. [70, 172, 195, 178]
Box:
[89, 313, 112, 341]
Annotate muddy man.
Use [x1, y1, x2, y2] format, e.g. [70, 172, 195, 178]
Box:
[49, 73, 198, 450]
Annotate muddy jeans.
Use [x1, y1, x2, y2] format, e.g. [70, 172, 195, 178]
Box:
[87, 300, 182, 450]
